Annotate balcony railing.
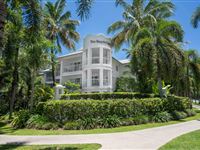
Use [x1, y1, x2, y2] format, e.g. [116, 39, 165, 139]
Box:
[63, 64, 82, 73]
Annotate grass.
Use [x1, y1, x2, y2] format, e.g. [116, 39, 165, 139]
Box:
[159, 130, 200, 150]
[0, 144, 101, 150]
[0, 112, 200, 135]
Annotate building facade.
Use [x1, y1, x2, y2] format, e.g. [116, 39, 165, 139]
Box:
[43, 34, 130, 92]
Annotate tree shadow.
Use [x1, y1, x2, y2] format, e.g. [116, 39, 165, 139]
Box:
[0, 122, 15, 134]
[0, 142, 27, 150]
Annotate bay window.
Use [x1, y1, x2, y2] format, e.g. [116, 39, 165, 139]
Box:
[103, 48, 110, 64]
[91, 69, 100, 86]
[92, 48, 100, 64]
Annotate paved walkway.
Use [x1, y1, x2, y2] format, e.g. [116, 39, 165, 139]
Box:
[1, 120, 200, 150]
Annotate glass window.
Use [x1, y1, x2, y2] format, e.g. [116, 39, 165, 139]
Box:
[92, 48, 100, 64]
[103, 69, 110, 86]
[103, 48, 110, 64]
[92, 69, 100, 86]
[63, 61, 82, 72]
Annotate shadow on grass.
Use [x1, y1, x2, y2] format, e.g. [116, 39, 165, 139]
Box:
[0, 142, 80, 150]
[0, 122, 15, 135]
[0, 142, 27, 150]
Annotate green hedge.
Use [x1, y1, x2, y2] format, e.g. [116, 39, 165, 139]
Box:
[60, 92, 155, 100]
[37, 96, 191, 123]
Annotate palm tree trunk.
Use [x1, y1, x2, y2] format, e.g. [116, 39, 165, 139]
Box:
[0, 0, 6, 49]
[9, 47, 19, 119]
[51, 48, 56, 86]
[157, 59, 163, 97]
[30, 70, 36, 111]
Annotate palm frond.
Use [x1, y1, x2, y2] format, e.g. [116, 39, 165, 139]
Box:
[191, 6, 200, 28]
[76, 0, 93, 21]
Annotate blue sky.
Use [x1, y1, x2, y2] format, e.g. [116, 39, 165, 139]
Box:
[58, 0, 200, 60]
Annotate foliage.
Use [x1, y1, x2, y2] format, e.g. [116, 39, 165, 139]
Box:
[61, 92, 155, 100]
[64, 81, 81, 93]
[98, 115, 121, 128]
[151, 112, 172, 123]
[11, 110, 30, 129]
[191, 6, 200, 28]
[171, 111, 188, 120]
[38, 96, 191, 123]
[34, 83, 54, 103]
[64, 121, 81, 130]
[115, 77, 136, 92]
[132, 115, 149, 125]
[184, 109, 196, 117]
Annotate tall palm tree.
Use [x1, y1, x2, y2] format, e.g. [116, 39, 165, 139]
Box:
[45, 0, 80, 86]
[0, 0, 6, 51]
[132, 20, 184, 96]
[108, 0, 175, 49]
[191, 6, 200, 28]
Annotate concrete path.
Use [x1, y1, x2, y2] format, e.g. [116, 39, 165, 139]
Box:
[193, 104, 200, 110]
[1, 120, 200, 150]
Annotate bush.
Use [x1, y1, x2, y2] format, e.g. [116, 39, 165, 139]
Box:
[132, 115, 149, 125]
[64, 121, 81, 130]
[26, 115, 49, 129]
[171, 111, 187, 120]
[78, 118, 98, 130]
[184, 109, 196, 117]
[38, 96, 191, 123]
[11, 110, 30, 129]
[151, 112, 172, 123]
[98, 115, 121, 128]
[42, 122, 59, 130]
[61, 92, 155, 100]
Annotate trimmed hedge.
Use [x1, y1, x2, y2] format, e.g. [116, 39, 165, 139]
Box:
[60, 92, 155, 100]
[37, 96, 191, 123]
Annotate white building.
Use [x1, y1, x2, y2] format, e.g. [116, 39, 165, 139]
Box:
[43, 34, 130, 92]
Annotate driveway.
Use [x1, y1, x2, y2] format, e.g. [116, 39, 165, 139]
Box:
[1, 120, 200, 150]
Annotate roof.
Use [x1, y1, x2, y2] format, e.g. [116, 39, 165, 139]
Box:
[57, 50, 83, 59]
[119, 59, 130, 64]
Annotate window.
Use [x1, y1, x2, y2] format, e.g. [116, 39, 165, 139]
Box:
[92, 48, 100, 64]
[56, 64, 60, 76]
[63, 61, 82, 72]
[91, 69, 100, 86]
[103, 48, 110, 64]
[103, 69, 110, 86]
[84, 70, 87, 87]
[116, 66, 118, 72]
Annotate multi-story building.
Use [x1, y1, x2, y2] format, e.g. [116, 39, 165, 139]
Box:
[43, 34, 130, 92]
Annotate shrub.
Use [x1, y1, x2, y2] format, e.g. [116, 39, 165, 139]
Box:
[120, 118, 135, 126]
[38, 96, 191, 124]
[171, 111, 187, 120]
[61, 92, 155, 100]
[42, 122, 59, 130]
[132, 115, 149, 125]
[184, 109, 196, 117]
[151, 112, 172, 123]
[98, 115, 121, 128]
[78, 118, 98, 130]
[63, 121, 81, 130]
[11, 110, 30, 129]
[26, 115, 49, 129]
[64, 81, 80, 93]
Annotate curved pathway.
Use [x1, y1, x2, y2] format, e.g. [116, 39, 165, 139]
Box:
[0, 120, 200, 150]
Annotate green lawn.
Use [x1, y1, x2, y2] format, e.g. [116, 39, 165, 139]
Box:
[0, 144, 101, 150]
[0, 113, 200, 135]
[159, 130, 200, 150]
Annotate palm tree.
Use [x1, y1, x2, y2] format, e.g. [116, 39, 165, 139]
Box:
[184, 50, 200, 98]
[0, 0, 6, 51]
[45, 0, 80, 86]
[108, 0, 175, 49]
[191, 6, 200, 28]
[132, 20, 184, 96]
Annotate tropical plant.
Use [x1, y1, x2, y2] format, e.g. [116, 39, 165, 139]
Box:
[191, 5, 200, 28]
[108, 0, 175, 49]
[45, 0, 80, 86]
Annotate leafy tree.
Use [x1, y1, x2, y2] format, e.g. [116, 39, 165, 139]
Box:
[45, 0, 80, 86]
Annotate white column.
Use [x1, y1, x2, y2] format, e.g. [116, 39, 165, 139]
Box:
[60, 60, 63, 84]
[100, 47, 103, 65]
[100, 68, 103, 90]
[88, 69, 91, 89]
